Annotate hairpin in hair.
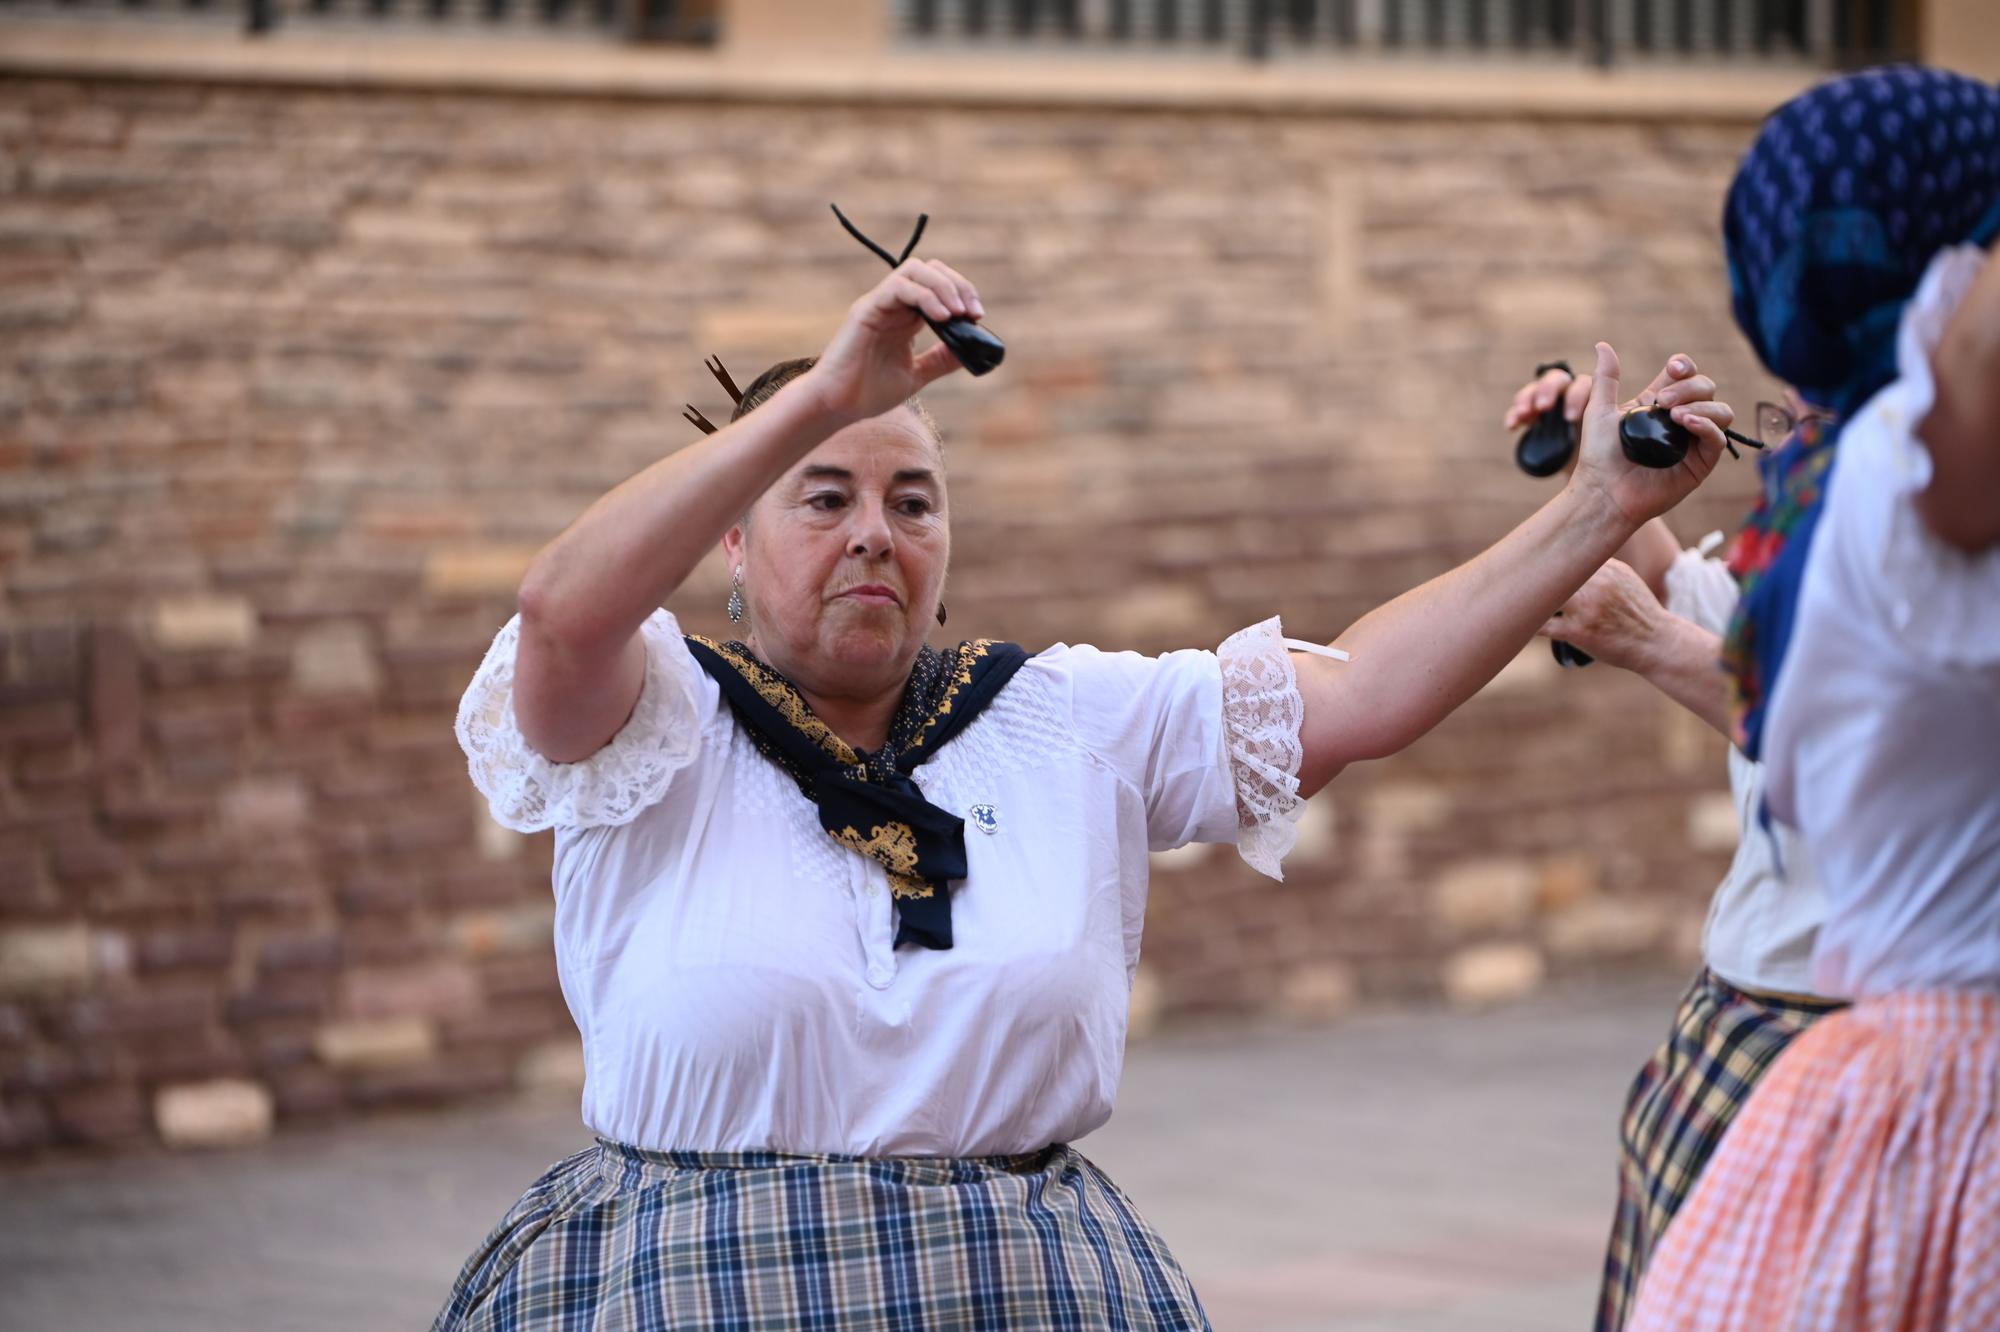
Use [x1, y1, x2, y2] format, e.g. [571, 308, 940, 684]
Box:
[706, 355, 743, 406]
[682, 353, 746, 437]
[829, 204, 1005, 377]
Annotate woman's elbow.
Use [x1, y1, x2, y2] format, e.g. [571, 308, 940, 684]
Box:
[516, 551, 620, 658]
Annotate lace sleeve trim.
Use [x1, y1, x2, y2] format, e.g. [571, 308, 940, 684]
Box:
[1217, 615, 1308, 880]
[454, 610, 705, 833]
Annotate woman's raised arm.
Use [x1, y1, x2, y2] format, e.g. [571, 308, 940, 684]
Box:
[1293, 342, 1733, 795]
[1916, 248, 2000, 554]
[512, 259, 981, 762]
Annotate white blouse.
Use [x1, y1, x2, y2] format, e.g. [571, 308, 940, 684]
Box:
[1663, 545, 1826, 997]
[1763, 245, 2000, 999]
[457, 613, 1309, 1156]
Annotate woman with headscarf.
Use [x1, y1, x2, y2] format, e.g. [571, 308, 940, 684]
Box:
[1627, 64, 2000, 1332]
[434, 239, 1731, 1329]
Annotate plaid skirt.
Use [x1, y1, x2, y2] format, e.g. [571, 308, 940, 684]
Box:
[1628, 990, 2000, 1332]
[1596, 968, 1844, 1332]
[430, 1141, 1211, 1332]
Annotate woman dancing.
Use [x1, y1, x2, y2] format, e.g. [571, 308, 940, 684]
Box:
[439, 241, 1730, 1330]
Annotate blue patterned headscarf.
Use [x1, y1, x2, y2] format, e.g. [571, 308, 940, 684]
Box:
[1721, 66, 2000, 760]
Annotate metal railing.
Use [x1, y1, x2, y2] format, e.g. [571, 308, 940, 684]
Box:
[901, 0, 1910, 66]
[0, 0, 719, 39]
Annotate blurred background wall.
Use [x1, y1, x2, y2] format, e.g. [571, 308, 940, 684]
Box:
[1, 0, 1992, 1153]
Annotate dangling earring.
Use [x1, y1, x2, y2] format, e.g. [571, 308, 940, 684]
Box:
[726, 568, 744, 624]
[935, 603, 948, 626]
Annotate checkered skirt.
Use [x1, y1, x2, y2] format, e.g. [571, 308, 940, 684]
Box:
[430, 1141, 1211, 1332]
[1596, 969, 1843, 1332]
[1628, 990, 2000, 1332]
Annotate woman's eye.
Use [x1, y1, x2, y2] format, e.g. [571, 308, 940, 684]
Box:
[897, 498, 932, 516]
[809, 493, 845, 511]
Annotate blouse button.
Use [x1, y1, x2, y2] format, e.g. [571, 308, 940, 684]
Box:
[866, 962, 893, 988]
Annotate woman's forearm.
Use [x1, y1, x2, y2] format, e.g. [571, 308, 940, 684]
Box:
[517, 373, 846, 652]
[1635, 617, 1732, 739]
[1615, 519, 1683, 602]
[510, 372, 847, 762]
[1297, 485, 1633, 792]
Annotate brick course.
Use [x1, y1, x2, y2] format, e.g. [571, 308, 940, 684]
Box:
[0, 75, 1769, 1151]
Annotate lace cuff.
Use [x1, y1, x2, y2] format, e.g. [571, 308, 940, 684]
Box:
[454, 609, 706, 833]
[1218, 615, 1308, 880]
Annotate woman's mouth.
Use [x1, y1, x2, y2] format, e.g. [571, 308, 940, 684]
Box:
[840, 584, 901, 608]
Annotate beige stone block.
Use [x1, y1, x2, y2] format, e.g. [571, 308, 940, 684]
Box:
[1432, 857, 1538, 935]
[1478, 643, 1559, 696]
[425, 546, 538, 598]
[346, 209, 482, 248]
[698, 305, 849, 355]
[450, 905, 555, 959]
[0, 924, 94, 996]
[154, 1079, 274, 1149]
[517, 1038, 587, 1093]
[1687, 792, 1741, 853]
[1101, 585, 1206, 643]
[292, 621, 382, 697]
[1442, 943, 1546, 1008]
[148, 596, 257, 653]
[1289, 797, 1338, 865]
[1543, 897, 1669, 961]
[219, 777, 311, 837]
[1148, 843, 1215, 873]
[1537, 853, 1601, 913]
[313, 1016, 437, 1070]
[1127, 967, 1165, 1040]
[1480, 275, 1607, 330]
[1279, 962, 1357, 1024]
[1365, 783, 1453, 835]
[475, 807, 526, 863]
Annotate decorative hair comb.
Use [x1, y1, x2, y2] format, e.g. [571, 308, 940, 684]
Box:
[682, 355, 741, 436]
[831, 204, 1005, 376]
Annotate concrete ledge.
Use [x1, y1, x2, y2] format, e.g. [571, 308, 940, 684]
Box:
[0, 20, 1820, 123]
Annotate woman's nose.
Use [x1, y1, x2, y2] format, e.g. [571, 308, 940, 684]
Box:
[846, 501, 894, 559]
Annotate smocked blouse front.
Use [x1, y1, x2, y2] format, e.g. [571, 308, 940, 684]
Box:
[457, 612, 1309, 1157]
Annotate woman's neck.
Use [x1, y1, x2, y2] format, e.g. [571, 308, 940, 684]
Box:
[799, 687, 899, 755]
[745, 633, 908, 755]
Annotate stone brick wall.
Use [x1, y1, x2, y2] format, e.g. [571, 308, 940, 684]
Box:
[0, 74, 1778, 1151]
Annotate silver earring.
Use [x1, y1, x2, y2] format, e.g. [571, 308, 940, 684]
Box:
[726, 569, 744, 624]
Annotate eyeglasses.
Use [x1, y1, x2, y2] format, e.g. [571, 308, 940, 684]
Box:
[1755, 401, 1838, 449]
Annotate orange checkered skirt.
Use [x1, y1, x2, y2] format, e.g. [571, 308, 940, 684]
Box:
[1627, 990, 2000, 1332]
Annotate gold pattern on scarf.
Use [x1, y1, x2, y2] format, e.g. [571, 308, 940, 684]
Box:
[692, 635, 1004, 766]
[905, 639, 998, 753]
[688, 637, 860, 766]
[833, 821, 932, 899]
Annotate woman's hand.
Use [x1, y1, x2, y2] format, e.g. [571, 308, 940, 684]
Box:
[806, 259, 986, 425]
[1565, 343, 1732, 529]
[1536, 558, 1735, 736]
[1537, 558, 1670, 673]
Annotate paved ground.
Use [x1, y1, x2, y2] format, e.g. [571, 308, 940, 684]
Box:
[0, 973, 1684, 1332]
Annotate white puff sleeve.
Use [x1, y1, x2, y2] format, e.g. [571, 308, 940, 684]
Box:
[1217, 616, 1307, 880]
[1831, 244, 2000, 666]
[454, 609, 710, 833]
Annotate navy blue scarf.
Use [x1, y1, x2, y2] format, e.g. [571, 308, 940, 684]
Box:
[686, 636, 1028, 950]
